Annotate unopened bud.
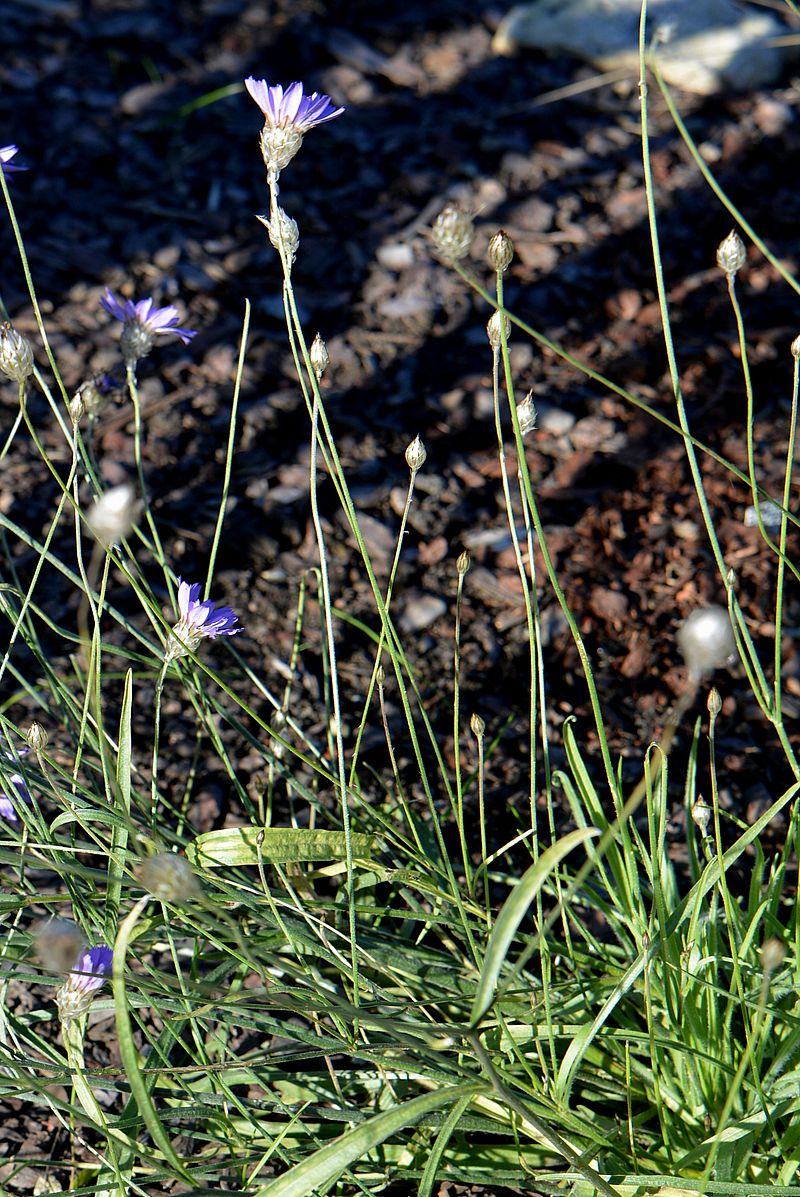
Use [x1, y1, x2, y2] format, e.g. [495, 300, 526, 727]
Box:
[488, 229, 514, 273]
[137, 852, 201, 903]
[431, 205, 474, 261]
[487, 310, 510, 349]
[716, 230, 746, 277]
[457, 550, 470, 576]
[691, 796, 711, 834]
[405, 434, 427, 474]
[376, 664, 385, 688]
[707, 687, 722, 718]
[257, 207, 300, 267]
[26, 722, 48, 753]
[792, 335, 800, 360]
[85, 483, 137, 549]
[760, 937, 786, 974]
[69, 394, 85, 425]
[470, 712, 485, 738]
[676, 606, 737, 680]
[516, 392, 537, 435]
[310, 333, 329, 380]
[0, 322, 34, 383]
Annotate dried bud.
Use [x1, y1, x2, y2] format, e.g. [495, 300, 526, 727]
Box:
[0, 322, 34, 383]
[716, 230, 746, 277]
[256, 207, 300, 267]
[431, 205, 474, 261]
[487, 310, 510, 349]
[457, 550, 470, 576]
[707, 687, 722, 718]
[35, 918, 86, 978]
[68, 394, 85, 425]
[760, 937, 786, 974]
[85, 483, 137, 549]
[405, 434, 427, 474]
[310, 333, 329, 380]
[516, 392, 538, 435]
[470, 712, 485, 738]
[676, 606, 737, 680]
[488, 229, 514, 274]
[691, 796, 711, 834]
[25, 722, 48, 754]
[137, 852, 201, 903]
[792, 335, 800, 360]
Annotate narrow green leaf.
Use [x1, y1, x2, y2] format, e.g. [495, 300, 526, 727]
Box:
[187, 826, 378, 868]
[470, 826, 600, 1027]
[253, 1084, 481, 1197]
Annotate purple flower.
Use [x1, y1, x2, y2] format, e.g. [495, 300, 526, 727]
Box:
[245, 78, 344, 176]
[0, 145, 27, 174]
[0, 748, 32, 824]
[166, 577, 243, 661]
[100, 287, 196, 366]
[55, 944, 113, 1022]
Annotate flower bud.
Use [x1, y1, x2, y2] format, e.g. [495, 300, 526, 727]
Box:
[488, 229, 514, 273]
[470, 712, 485, 738]
[0, 322, 34, 383]
[137, 852, 201, 903]
[676, 606, 737, 680]
[792, 334, 800, 361]
[457, 550, 470, 576]
[707, 687, 722, 718]
[716, 230, 746, 277]
[431, 205, 474, 261]
[310, 333, 329, 380]
[405, 434, 427, 474]
[487, 310, 510, 349]
[25, 721, 48, 754]
[69, 394, 85, 425]
[691, 796, 711, 834]
[516, 392, 537, 435]
[85, 483, 137, 549]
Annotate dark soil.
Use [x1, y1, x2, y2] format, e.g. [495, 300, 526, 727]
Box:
[2, 0, 800, 1190]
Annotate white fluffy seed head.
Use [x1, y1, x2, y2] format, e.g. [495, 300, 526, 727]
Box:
[676, 606, 737, 679]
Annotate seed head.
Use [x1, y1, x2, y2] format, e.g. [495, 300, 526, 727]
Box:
[0, 322, 34, 383]
[516, 392, 538, 435]
[86, 483, 137, 549]
[138, 852, 201, 903]
[487, 310, 510, 349]
[310, 333, 329, 380]
[716, 230, 746, 278]
[760, 937, 786, 974]
[431, 205, 474, 262]
[405, 434, 427, 474]
[488, 229, 514, 274]
[676, 606, 737, 680]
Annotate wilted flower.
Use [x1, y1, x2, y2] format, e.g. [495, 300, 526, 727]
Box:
[55, 944, 113, 1023]
[165, 577, 243, 661]
[0, 322, 34, 383]
[0, 145, 26, 174]
[85, 482, 137, 549]
[676, 606, 737, 680]
[256, 207, 299, 266]
[0, 748, 32, 824]
[516, 392, 538, 435]
[245, 77, 344, 177]
[100, 288, 196, 366]
[138, 852, 201, 903]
